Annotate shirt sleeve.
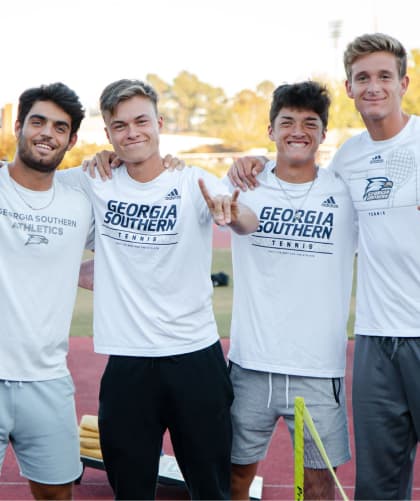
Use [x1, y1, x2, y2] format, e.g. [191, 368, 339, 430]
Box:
[57, 167, 95, 250]
[56, 166, 91, 194]
[84, 213, 95, 251]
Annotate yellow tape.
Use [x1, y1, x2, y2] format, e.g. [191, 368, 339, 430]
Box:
[294, 397, 305, 500]
[295, 397, 348, 501]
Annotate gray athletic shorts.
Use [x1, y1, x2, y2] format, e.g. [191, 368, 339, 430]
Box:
[0, 376, 82, 484]
[229, 363, 350, 469]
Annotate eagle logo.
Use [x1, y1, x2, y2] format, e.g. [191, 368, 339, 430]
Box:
[363, 177, 393, 201]
[25, 234, 49, 246]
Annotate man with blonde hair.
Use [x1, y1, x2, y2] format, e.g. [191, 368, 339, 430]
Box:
[59, 78, 258, 500]
[332, 32, 420, 500]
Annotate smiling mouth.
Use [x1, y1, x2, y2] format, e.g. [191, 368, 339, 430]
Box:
[125, 140, 147, 147]
[34, 142, 54, 152]
[287, 142, 308, 148]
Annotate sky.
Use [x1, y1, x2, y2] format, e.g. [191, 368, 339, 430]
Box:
[2, 0, 419, 109]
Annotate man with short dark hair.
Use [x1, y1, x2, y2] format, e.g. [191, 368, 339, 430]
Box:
[226, 81, 356, 500]
[0, 82, 94, 500]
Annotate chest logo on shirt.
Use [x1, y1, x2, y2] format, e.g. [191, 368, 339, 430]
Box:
[251, 207, 335, 256]
[363, 177, 393, 201]
[25, 234, 49, 245]
[102, 199, 179, 248]
[369, 154, 384, 164]
[164, 188, 181, 200]
[321, 196, 338, 208]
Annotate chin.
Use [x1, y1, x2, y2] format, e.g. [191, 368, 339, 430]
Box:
[123, 157, 145, 165]
[364, 112, 386, 122]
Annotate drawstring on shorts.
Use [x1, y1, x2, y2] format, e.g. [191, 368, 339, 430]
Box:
[267, 373, 273, 408]
[266, 373, 290, 409]
[3, 381, 23, 388]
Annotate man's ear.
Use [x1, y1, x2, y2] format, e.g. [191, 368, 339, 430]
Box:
[158, 115, 164, 131]
[345, 80, 354, 98]
[268, 123, 274, 141]
[104, 127, 111, 144]
[14, 120, 22, 139]
[400, 74, 409, 98]
[67, 133, 78, 151]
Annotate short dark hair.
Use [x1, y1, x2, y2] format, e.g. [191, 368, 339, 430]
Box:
[17, 82, 85, 136]
[100, 79, 159, 116]
[269, 81, 330, 130]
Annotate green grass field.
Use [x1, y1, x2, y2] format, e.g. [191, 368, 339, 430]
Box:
[70, 249, 357, 339]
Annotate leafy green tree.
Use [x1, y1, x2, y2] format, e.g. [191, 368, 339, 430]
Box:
[146, 73, 178, 132]
[171, 71, 206, 131]
[0, 134, 16, 161]
[403, 49, 420, 115]
[256, 80, 275, 100]
[222, 88, 272, 151]
[59, 143, 109, 169]
[199, 84, 229, 137]
[316, 78, 364, 132]
[146, 73, 171, 97]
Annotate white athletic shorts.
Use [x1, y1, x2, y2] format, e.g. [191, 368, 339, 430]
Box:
[0, 376, 82, 484]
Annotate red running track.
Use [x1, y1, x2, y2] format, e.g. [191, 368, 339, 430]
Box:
[2, 337, 420, 500]
[2, 224, 420, 499]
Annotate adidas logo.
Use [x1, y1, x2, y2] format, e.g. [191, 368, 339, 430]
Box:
[370, 154, 384, 164]
[321, 196, 338, 208]
[164, 188, 181, 200]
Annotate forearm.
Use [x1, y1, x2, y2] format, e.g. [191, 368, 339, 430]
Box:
[78, 259, 94, 290]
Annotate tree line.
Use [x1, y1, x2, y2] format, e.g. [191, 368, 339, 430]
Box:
[1, 48, 420, 167]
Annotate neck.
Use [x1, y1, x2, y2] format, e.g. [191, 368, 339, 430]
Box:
[8, 159, 55, 191]
[126, 154, 164, 183]
[365, 111, 410, 141]
[274, 162, 318, 184]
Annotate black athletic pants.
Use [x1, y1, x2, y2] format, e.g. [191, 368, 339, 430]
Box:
[98, 341, 233, 500]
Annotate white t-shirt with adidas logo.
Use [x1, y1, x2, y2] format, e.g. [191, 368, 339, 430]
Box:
[226, 162, 357, 377]
[58, 165, 225, 357]
[330, 115, 420, 338]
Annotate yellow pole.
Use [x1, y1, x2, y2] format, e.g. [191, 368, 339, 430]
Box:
[294, 396, 305, 500]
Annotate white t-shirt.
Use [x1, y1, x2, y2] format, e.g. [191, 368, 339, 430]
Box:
[58, 165, 227, 357]
[227, 162, 357, 377]
[0, 166, 94, 381]
[330, 115, 420, 338]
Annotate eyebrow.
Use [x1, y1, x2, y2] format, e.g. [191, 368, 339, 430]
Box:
[29, 113, 70, 129]
[279, 115, 320, 121]
[110, 114, 150, 125]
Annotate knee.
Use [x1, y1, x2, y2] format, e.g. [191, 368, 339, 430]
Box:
[29, 481, 73, 500]
[304, 468, 335, 500]
[231, 463, 258, 501]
